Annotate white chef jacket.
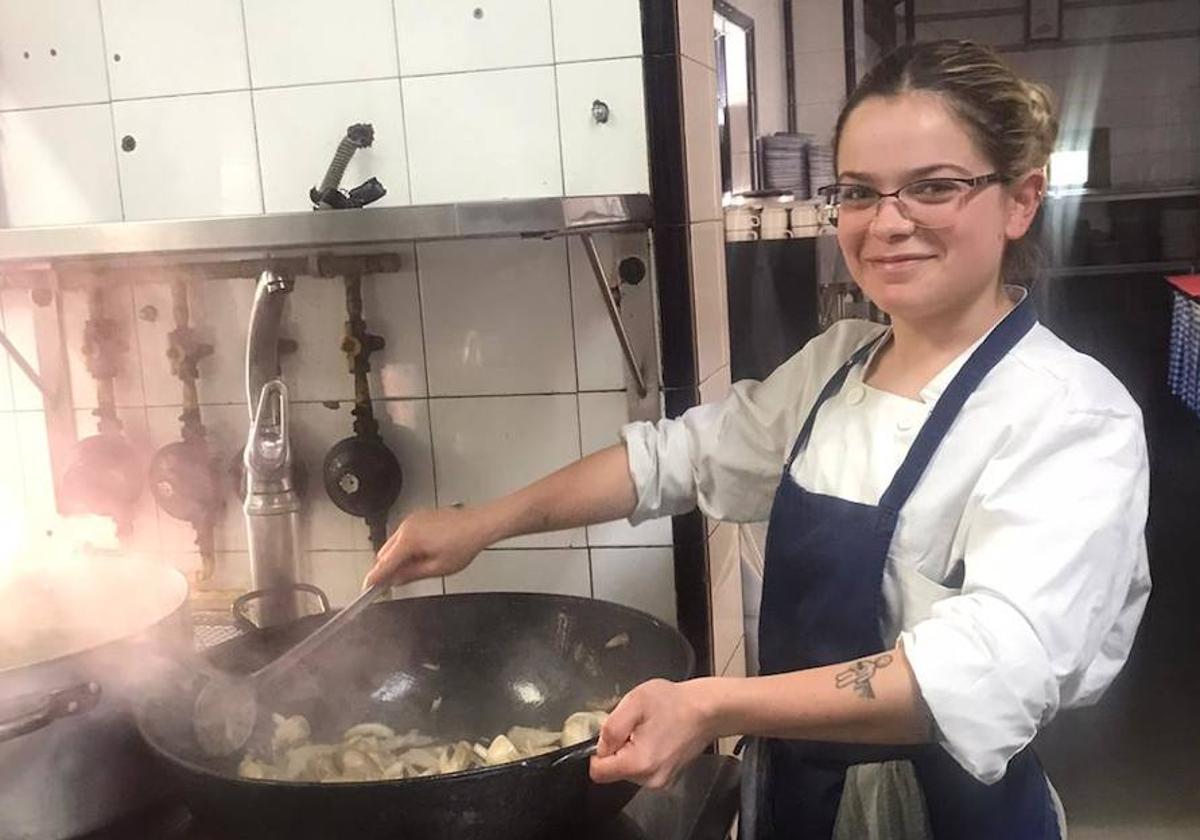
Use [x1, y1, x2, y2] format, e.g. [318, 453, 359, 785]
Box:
[621, 294, 1151, 784]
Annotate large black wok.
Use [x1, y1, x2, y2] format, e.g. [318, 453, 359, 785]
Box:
[136, 591, 694, 840]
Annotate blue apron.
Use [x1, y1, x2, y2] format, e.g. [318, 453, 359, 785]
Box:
[754, 296, 1062, 839]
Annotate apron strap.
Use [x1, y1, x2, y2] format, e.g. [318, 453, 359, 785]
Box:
[878, 295, 1038, 515]
[784, 335, 885, 470]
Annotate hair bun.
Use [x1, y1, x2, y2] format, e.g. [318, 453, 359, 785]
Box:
[1021, 80, 1059, 170]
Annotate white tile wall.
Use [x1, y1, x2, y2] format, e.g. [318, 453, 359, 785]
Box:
[0, 1, 649, 227]
[253, 80, 411, 213]
[0, 1, 676, 627]
[418, 238, 576, 396]
[306, 550, 443, 607]
[445, 548, 591, 597]
[690, 220, 730, 383]
[709, 521, 743, 676]
[394, 0, 554, 77]
[0, 0, 109, 110]
[428, 393, 585, 549]
[403, 67, 564, 204]
[0, 105, 123, 227]
[243, 0, 400, 89]
[0, 230, 673, 620]
[556, 58, 650, 197]
[551, 0, 643, 63]
[112, 92, 263, 221]
[592, 547, 677, 626]
[681, 57, 722, 223]
[101, 0, 250, 100]
[678, 0, 716, 69]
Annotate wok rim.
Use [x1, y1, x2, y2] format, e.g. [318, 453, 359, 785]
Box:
[135, 591, 694, 790]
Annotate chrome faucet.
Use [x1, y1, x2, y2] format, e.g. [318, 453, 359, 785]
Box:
[243, 272, 302, 627]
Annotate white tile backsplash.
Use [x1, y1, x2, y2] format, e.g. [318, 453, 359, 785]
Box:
[361, 264, 428, 400]
[690, 220, 730, 384]
[556, 58, 650, 196]
[445, 548, 591, 596]
[428, 394, 584, 549]
[402, 67, 564, 204]
[243, 0, 399, 89]
[418, 238, 576, 396]
[578, 391, 672, 548]
[0, 307, 13, 413]
[253, 79, 411, 213]
[394, 0, 554, 76]
[678, 0, 716, 69]
[681, 57, 721, 223]
[0, 0, 110, 110]
[112, 92, 263, 221]
[0, 104, 122, 227]
[305, 550, 442, 607]
[0, 231, 674, 623]
[101, 0, 249, 100]
[591, 547, 676, 625]
[0, 412, 25, 522]
[15, 410, 56, 523]
[280, 277, 361, 404]
[709, 522, 743, 677]
[163, 276, 257, 407]
[551, 0, 643, 63]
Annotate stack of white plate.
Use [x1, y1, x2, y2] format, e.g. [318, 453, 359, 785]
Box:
[761, 133, 812, 196]
[808, 143, 836, 196]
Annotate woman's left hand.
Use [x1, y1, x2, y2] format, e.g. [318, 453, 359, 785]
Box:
[589, 678, 719, 789]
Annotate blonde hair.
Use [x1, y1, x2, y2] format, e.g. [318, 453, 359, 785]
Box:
[834, 40, 1058, 179]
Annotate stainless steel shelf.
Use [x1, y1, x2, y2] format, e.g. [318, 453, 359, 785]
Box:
[0, 194, 653, 269]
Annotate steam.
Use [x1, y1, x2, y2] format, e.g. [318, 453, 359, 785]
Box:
[0, 513, 188, 674]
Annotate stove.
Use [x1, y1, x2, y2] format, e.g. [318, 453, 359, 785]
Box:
[81, 755, 740, 840]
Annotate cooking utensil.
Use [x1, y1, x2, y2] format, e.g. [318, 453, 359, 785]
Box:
[192, 579, 388, 757]
[322, 271, 402, 551]
[137, 591, 693, 840]
[0, 555, 189, 840]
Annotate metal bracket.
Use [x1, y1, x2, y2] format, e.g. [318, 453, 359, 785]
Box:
[0, 324, 48, 397]
[579, 233, 649, 399]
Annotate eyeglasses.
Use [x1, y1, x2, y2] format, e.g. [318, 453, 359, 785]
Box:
[816, 173, 1005, 229]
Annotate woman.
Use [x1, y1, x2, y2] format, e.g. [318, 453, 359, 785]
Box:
[365, 40, 1150, 839]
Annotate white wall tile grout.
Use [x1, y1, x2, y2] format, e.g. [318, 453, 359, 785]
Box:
[237, 0, 267, 215]
[388, 1, 416, 208]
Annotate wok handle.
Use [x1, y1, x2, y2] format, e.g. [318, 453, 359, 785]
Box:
[551, 741, 600, 767]
[233, 583, 332, 634]
[0, 682, 102, 744]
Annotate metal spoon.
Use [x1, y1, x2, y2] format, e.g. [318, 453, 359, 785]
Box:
[192, 580, 389, 757]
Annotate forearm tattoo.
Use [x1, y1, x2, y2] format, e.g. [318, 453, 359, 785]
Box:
[834, 653, 894, 700]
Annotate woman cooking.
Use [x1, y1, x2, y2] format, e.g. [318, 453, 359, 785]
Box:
[365, 40, 1150, 839]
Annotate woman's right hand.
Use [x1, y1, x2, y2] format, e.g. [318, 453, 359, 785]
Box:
[363, 506, 494, 588]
